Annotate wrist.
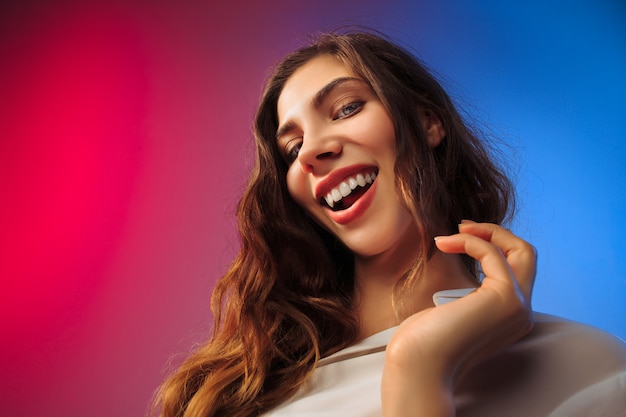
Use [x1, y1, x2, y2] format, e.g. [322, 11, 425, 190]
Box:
[382, 343, 455, 417]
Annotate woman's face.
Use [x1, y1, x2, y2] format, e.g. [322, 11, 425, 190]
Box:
[276, 55, 418, 259]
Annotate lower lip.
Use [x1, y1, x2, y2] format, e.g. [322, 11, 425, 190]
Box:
[326, 180, 377, 225]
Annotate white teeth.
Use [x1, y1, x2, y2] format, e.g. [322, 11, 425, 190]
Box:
[339, 182, 351, 197]
[331, 188, 342, 202]
[324, 171, 376, 208]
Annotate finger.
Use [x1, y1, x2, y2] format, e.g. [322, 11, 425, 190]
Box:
[434, 232, 517, 288]
[434, 232, 529, 311]
[457, 222, 537, 299]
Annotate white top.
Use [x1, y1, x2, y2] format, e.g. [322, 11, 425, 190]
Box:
[264, 290, 626, 416]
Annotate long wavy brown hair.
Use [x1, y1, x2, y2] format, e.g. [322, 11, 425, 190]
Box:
[153, 30, 514, 417]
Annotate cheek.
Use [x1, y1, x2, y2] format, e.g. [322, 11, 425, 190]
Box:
[359, 109, 396, 155]
[286, 165, 311, 209]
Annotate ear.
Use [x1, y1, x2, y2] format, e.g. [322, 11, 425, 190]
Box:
[419, 109, 445, 148]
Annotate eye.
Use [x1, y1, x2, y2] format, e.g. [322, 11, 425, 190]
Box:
[333, 101, 364, 120]
[285, 140, 302, 164]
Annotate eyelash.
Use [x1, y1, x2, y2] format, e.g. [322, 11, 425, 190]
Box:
[285, 140, 302, 164]
[282, 100, 365, 164]
[333, 100, 364, 120]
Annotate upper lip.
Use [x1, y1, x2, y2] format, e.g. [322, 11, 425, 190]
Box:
[314, 164, 377, 201]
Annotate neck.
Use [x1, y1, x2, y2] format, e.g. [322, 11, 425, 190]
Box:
[353, 250, 477, 339]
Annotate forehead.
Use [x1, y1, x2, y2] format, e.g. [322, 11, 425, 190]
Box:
[277, 55, 355, 122]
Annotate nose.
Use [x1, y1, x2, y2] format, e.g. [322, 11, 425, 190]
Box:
[296, 131, 343, 173]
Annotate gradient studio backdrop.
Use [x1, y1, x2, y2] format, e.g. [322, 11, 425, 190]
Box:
[1, 1, 624, 416]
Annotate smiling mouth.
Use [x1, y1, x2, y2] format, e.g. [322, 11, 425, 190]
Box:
[321, 169, 377, 211]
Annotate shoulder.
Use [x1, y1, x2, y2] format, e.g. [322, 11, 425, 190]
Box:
[531, 311, 625, 348]
[455, 312, 626, 417]
[528, 312, 626, 371]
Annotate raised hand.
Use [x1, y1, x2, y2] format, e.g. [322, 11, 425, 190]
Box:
[382, 221, 536, 417]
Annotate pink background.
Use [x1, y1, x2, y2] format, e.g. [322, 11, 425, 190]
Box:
[1, 1, 624, 416]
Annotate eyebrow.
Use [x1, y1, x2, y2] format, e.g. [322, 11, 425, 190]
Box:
[275, 76, 363, 140]
[313, 76, 362, 107]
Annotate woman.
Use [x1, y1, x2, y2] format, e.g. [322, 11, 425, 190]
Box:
[154, 31, 626, 417]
